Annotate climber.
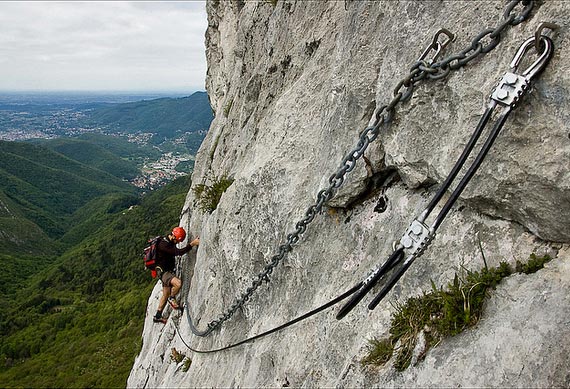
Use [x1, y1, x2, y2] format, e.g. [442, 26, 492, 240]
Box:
[153, 226, 200, 324]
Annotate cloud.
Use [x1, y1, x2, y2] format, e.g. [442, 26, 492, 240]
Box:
[0, 1, 208, 92]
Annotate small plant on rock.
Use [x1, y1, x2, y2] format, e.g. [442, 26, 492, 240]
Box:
[362, 253, 552, 371]
[170, 347, 185, 364]
[361, 338, 394, 366]
[516, 253, 551, 274]
[192, 175, 234, 213]
[182, 357, 192, 372]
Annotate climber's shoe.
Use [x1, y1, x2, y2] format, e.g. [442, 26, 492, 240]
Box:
[168, 297, 182, 310]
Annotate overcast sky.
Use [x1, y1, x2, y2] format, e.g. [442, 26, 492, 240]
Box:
[0, 1, 208, 92]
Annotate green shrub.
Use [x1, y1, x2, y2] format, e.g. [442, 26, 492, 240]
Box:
[192, 175, 234, 213]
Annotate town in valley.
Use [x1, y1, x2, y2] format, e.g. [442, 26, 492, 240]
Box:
[0, 92, 210, 190]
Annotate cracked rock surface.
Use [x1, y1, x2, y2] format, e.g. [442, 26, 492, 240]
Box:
[128, 1, 570, 387]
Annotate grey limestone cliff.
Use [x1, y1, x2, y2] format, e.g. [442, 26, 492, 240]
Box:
[129, 1, 570, 387]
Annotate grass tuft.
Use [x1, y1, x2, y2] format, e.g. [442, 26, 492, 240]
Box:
[361, 338, 394, 366]
[362, 253, 552, 371]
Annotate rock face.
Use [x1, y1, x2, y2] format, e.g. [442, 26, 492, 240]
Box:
[128, 1, 570, 387]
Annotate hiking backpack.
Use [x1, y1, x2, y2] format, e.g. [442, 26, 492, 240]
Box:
[143, 236, 162, 278]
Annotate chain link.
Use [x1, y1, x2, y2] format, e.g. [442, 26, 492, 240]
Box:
[198, 0, 534, 334]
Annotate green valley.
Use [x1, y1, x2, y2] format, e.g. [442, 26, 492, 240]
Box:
[0, 174, 191, 388]
[0, 91, 212, 387]
[0, 141, 137, 238]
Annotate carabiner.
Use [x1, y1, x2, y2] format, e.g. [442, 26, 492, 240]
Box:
[418, 28, 455, 64]
[510, 35, 554, 81]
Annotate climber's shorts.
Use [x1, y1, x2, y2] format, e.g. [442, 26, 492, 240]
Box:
[157, 267, 176, 288]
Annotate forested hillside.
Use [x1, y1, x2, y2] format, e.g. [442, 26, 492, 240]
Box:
[0, 140, 138, 242]
[0, 175, 191, 388]
[37, 137, 142, 180]
[70, 132, 161, 161]
[86, 92, 213, 140]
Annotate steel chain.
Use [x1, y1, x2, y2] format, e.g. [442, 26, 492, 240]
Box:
[200, 0, 534, 334]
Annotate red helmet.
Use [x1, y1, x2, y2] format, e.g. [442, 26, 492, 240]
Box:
[172, 227, 186, 241]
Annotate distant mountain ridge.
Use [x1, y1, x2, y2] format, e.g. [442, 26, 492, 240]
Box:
[85, 91, 213, 138]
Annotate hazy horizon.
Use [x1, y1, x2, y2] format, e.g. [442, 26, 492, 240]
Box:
[0, 89, 203, 95]
[0, 89, 208, 104]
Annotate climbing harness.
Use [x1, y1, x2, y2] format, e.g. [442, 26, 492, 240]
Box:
[336, 30, 555, 319]
[182, 0, 538, 339]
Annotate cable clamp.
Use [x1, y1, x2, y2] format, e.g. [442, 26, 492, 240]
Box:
[399, 219, 435, 259]
[491, 72, 529, 106]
